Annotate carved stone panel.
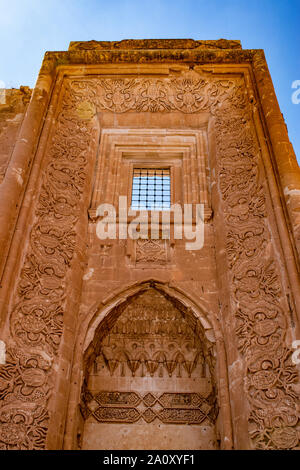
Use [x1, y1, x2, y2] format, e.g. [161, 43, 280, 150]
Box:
[135, 239, 169, 266]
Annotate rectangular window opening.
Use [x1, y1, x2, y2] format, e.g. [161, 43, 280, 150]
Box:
[131, 168, 171, 211]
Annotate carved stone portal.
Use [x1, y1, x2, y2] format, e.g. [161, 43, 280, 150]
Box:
[0, 39, 299, 451]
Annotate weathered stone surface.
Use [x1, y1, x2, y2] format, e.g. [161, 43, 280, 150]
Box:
[0, 39, 299, 451]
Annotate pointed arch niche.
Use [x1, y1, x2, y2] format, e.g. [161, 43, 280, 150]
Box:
[68, 281, 232, 450]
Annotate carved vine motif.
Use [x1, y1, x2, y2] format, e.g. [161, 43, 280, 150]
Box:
[0, 81, 94, 449]
[1, 70, 298, 449]
[213, 84, 300, 449]
[80, 390, 218, 426]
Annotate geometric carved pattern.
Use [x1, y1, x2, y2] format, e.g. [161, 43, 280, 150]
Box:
[80, 287, 218, 434]
[81, 390, 218, 426]
[93, 407, 140, 424]
[94, 391, 141, 407]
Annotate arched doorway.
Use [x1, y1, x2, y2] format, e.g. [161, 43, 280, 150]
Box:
[78, 285, 219, 450]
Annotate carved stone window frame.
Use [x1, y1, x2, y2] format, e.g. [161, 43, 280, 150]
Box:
[88, 128, 211, 223]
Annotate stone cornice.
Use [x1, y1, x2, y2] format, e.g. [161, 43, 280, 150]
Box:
[68, 38, 242, 51]
[40, 47, 262, 75]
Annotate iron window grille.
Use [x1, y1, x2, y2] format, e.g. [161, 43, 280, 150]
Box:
[131, 168, 171, 210]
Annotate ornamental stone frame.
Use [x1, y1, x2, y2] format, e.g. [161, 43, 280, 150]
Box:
[0, 39, 299, 450]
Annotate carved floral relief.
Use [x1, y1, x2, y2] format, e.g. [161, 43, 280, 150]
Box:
[213, 83, 299, 449]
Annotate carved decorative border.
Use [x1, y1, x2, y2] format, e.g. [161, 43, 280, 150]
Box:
[213, 83, 299, 449]
[0, 81, 93, 449]
[81, 390, 218, 426]
[69, 39, 242, 51]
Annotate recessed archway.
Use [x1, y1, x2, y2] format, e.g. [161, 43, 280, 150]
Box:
[64, 280, 232, 450]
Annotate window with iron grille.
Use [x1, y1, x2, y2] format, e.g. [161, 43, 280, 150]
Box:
[131, 168, 171, 210]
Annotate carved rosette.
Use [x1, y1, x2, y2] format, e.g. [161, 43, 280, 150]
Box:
[1, 70, 298, 449]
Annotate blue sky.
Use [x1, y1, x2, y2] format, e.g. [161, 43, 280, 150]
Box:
[0, 0, 299, 162]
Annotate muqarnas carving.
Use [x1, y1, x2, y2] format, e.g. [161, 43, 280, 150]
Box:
[93, 289, 210, 379]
